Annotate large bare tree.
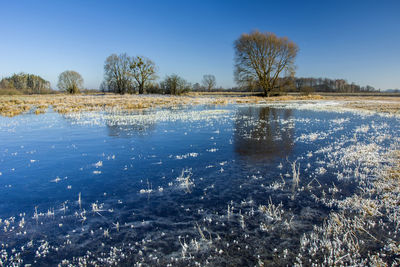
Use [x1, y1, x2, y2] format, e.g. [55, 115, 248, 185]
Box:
[57, 70, 83, 94]
[103, 53, 135, 94]
[234, 31, 298, 96]
[202, 74, 216, 92]
[129, 56, 157, 94]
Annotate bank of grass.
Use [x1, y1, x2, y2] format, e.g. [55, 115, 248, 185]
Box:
[0, 93, 399, 117]
[235, 94, 325, 103]
[343, 101, 400, 115]
[0, 94, 321, 117]
[0, 88, 23, 95]
[0, 94, 192, 117]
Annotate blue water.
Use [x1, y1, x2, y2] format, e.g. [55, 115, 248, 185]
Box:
[0, 104, 398, 265]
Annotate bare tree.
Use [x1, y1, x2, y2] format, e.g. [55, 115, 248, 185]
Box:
[160, 74, 191, 95]
[202, 74, 216, 92]
[234, 31, 298, 97]
[129, 56, 157, 94]
[57, 70, 83, 94]
[192, 82, 201, 91]
[239, 76, 258, 92]
[103, 53, 135, 94]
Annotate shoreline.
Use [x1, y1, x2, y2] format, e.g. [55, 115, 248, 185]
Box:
[0, 94, 399, 117]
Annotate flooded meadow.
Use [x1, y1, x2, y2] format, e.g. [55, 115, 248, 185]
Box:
[0, 97, 399, 266]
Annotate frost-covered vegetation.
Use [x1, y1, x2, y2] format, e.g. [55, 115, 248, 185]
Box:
[0, 100, 399, 266]
[1, 94, 399, 118]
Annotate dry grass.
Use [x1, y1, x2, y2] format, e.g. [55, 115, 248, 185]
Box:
[1, 94, 399, 117]
[316, 95, 400, 114]
[187, 91, 261, 96]
[264, 94, 325, 101]
[0, 94, 197, 117]
[343, 101, 400, 115]
[388, 151, 400, 181]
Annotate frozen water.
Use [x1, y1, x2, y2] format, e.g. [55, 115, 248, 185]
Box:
[0, 104, 399, 265]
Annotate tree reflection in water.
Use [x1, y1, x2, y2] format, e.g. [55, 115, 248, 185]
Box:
[106, 120, 156, 138]
[234, 106, 294, 162]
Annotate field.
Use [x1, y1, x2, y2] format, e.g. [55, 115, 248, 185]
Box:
[0, 94, 399, 266]
[1, 93, 399, 117]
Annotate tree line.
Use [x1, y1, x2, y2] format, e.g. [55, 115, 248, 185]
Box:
[239, 76, 376, 94]
[293, 77, 376, 93]
[100, 53, 216, 95]
[0, 73, 52, 94]
[0, 30, 380, 95]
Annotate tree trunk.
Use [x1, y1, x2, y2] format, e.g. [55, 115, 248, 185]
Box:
[263, 86, 270, 97]
[139, 83, 144, 94]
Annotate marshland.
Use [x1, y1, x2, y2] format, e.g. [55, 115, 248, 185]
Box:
[2, 1, 400, 266]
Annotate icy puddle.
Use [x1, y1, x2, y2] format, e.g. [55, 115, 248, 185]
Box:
[0, 103, 399, 266]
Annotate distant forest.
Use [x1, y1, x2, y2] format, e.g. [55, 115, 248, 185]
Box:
[0, 72, 381, 95]
[234, 77, 377, 94]
[0, 73, 53, 95]
[291, 77, 376, 93]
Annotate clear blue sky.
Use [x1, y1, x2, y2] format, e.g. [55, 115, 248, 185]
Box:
[0, 0, 399, 90]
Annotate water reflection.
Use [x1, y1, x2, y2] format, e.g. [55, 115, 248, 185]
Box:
[234, 106, 294, 162]
[106, 122, 156, 138]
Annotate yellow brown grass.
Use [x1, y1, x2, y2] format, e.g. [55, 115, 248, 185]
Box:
[1, 94, 398, 117]
[235, 94, 325, 104]
[388, 151, 400, 181]
[344, 102, 400, 115]
[0, 95, 196, 117]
